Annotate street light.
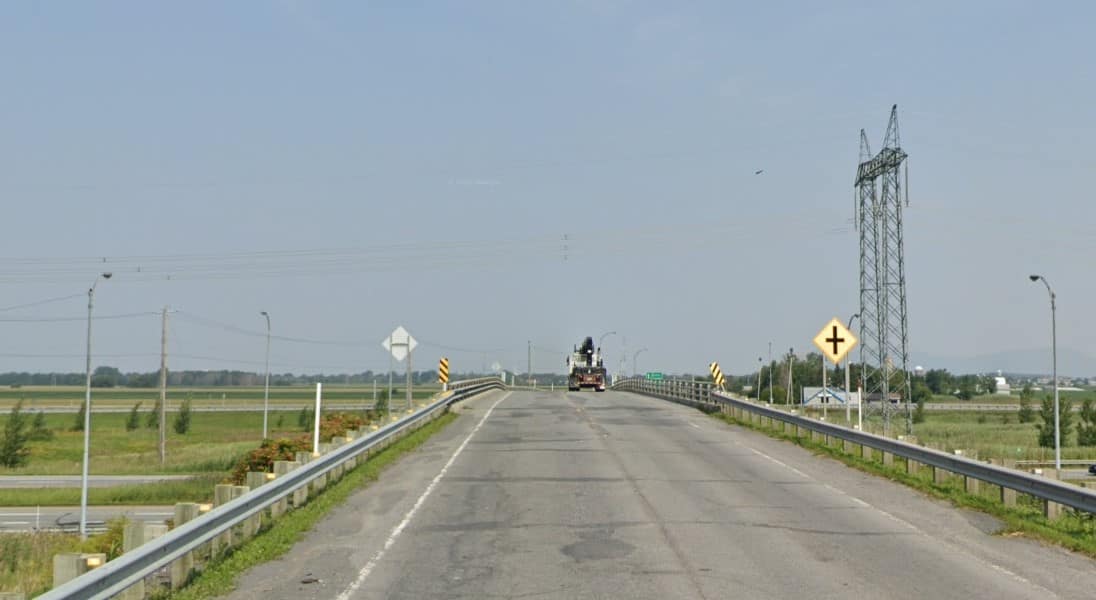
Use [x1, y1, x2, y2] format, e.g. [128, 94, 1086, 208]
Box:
[1030, 274, 1060, 472]
[79, 272, 111, 540]
[846, 313, 860, 424]
[768, 342, 773, 403]
[633, 348, 647, 377]
[260, 311, 271, 440]
[757, 357, 763, 401]
[598, 331, 617, 347]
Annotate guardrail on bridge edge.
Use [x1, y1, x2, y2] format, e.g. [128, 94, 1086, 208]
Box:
[38, 375, 507, 600]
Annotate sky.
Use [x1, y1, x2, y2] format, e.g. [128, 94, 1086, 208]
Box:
[1, 1, 1094, 378]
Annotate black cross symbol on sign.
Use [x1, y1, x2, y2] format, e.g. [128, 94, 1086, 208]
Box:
[826, 326, 845, 356]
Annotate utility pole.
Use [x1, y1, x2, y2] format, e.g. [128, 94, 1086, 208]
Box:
[527, 340, 532, 386]
[387, 332, 394, 412]
[786, 348, 795, 405]
[768, 342, 773, 403]
[159, 307, 168, 466]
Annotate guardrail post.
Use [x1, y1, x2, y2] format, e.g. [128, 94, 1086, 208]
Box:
[211, 484, 239, 557]
[53, 553, 105, 590]
[861, 444, 873, 461]
[118, 521, 169, 600]
[246, 471, 267, 490]
[171, 501, 204, 586]
[1036, 469, 1063, 519]
[272, 460, 298, 517]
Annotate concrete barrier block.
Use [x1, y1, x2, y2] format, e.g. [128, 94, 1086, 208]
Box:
[246, 471, 268, 490]
[53, 553, 105, 589]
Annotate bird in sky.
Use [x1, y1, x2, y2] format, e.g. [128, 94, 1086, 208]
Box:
[754, 169, 764, 175]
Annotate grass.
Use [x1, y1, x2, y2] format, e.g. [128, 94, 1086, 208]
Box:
[0, 385, 441, 410]
[0, 518, 128, 597]
[794, 406, 1096, 463]
[0, 474, 222, 506]
[162, 412, 458, 600]
[0, 410, 458, 597]
[716, 410, 1096, 558]
[0, 409, 401, 477]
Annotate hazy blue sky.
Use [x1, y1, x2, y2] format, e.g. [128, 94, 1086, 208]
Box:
[1, 2, 1094, 378]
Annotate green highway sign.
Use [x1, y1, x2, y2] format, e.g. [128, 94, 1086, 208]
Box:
[645, 372, 663, 381]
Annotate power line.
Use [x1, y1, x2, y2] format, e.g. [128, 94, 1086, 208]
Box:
[0, 294, 84, 312]
[0, 311, 160, 323]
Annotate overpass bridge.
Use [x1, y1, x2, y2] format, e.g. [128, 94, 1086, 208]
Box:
[39, 379, 1096, 599]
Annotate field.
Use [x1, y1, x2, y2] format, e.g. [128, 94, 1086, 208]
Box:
[800, 405, 1096, 463]
[0, 384, 442, 411]
[0, 385, 445, 478]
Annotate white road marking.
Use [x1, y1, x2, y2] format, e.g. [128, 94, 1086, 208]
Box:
[2, 521, 29, 525]
[738, 440, 1057, 597]
[334, 392, 511, 600]
[689, 422, 701, 429]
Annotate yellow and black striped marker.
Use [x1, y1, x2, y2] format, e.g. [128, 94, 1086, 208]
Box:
[709, 362, 726, 390]
[438, 357, 450, 385]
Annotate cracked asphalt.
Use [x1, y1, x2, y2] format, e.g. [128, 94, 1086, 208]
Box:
[220, 389, 1096, 599]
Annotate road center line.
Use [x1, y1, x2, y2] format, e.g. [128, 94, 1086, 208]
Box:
[334, 391, 510, 600]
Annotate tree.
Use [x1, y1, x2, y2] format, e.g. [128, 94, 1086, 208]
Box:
[146, 398, 161, 429]
[29, 410, 53, 441]
[173, 398, 191, 435]
[1018, 384, 1035, 423]
[374, 388, 389, 415]
[0, 399, 31, 467]
[71, 402, 86, 431]
[954, 376, 977, 401]
[912, 396, 926, 424]
[924, 369, 953, 395]
[1037, 395, 1074, 448]
[126, 402, 142, 432]
[1077, 398, 1096, 446]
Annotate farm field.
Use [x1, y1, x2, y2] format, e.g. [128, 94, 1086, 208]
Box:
[800, 406, 1096, 464]
[0, 384, 441, 411]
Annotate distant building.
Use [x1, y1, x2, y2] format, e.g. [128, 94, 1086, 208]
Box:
[994, 376, 1010, 395]
[913, 365, 925, 377]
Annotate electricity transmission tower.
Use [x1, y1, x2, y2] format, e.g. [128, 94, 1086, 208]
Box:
[855, 105, 912, 435]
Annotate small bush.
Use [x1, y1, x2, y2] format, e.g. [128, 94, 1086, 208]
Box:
[28, 410, 53, 441]
[0, 399, 30, 468]
[173, 398, 192, 435]
[71, 402, 86, 432]
[126, 402, 142, 431]
[146, 398, 161, 429]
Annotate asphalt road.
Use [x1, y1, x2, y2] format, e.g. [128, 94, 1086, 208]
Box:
[0, 505, 173, 531]
[221, 390, 1096, 600]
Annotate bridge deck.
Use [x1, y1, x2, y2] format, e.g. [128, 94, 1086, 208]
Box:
[223, 389, 1096, 599]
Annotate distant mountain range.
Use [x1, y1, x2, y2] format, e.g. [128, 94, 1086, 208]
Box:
[911, 347, 1096, 378]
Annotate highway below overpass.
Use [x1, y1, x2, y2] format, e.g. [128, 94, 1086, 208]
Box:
[221, 389, 1096, 599]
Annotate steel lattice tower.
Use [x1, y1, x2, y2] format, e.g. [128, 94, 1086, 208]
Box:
[855, 105, 911, 435]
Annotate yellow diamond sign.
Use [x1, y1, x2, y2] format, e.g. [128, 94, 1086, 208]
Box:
[813, 317, 858, 364]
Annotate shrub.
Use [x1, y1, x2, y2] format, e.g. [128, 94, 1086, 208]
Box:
[126, 402, 142, 431]
[228, 412, 370, 484]
[146, 398, 161, 429]
[173, 398, 192, 435]
[28, 411, 53, 441]
[71, 402, 86, 432]
[0, 399, 30, 468]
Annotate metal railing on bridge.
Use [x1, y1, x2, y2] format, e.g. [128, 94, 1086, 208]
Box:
[613, 376, 1096, 516]
[39, 375, 507, 600]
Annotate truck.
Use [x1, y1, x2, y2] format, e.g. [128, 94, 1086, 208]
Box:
[566, 336, 607, 392]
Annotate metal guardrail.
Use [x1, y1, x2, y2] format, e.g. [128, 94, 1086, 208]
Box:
[39, 376, 506, 600]
[613, 377, 1096, 515]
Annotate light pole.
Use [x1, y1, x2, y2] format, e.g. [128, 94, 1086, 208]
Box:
[768, 342, 773, 403]
[632, 348, 647, 377]
[599, 331, 616, 373]
[260, 311, 271, 440]
[757, 357, 763, 401]
[846, 313, 860, 424]
[1030, 274, 1060, 471]
[80, 272, 111, 540]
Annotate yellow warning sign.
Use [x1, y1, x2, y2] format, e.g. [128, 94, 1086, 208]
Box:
[709, 362, 726, 390]
[812, 318, 858, 364]
[438, 357, 450, 384]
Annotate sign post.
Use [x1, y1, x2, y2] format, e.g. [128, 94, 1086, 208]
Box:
[382, 326, 418, 413]
[812, 317, 858, 421]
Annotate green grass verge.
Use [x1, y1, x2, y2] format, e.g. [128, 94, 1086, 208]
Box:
[0, 475, 222, 506]
[715, 412, 1096, 557]
[161, 411, 459, 600]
